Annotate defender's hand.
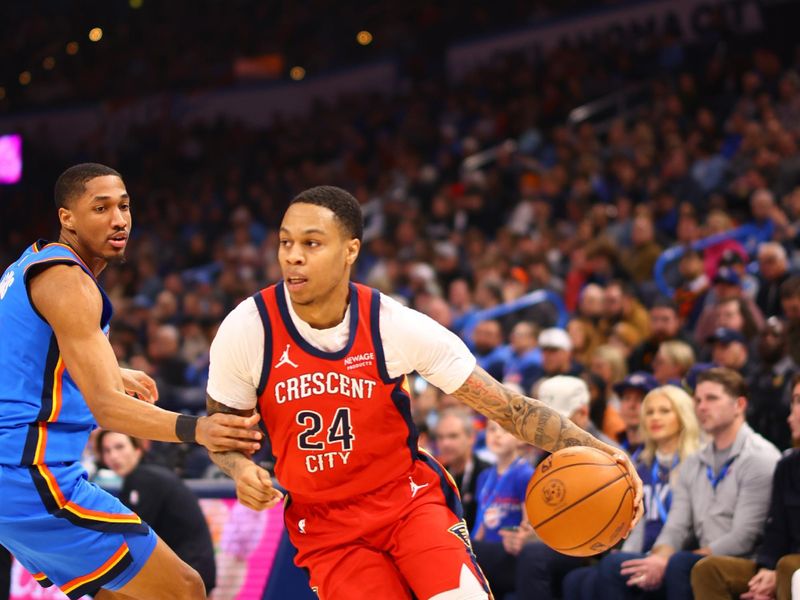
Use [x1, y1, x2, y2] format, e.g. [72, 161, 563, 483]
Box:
[234, 462, 283, 511]
[196, 413, 262, 452]
[120, 368, 158, 403]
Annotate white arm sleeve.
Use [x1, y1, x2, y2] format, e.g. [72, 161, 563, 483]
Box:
[380, 294, 476, 393]
[206, 297, 264, 411]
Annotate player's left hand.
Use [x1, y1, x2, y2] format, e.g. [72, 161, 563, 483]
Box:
[120, 368, 159, 403]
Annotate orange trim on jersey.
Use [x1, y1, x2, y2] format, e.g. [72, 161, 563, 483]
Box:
[49, 356, 65, 422]
[33, 423, 48, 464]
[47, 243, 93, 274]
[61, 542, 129, 595]
[31, 242, 40, 253]
[400, 376, 410, 395]
[32, 572, 48, 581]
[36, 465, 142, 525]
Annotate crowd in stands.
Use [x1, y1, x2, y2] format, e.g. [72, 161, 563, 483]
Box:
[3, 12, 800, 598]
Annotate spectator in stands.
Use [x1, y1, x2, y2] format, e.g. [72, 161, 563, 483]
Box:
[567, 317, 601, 367]
[470, 420, 534, 599]
[695, 268, 765, 346]
[708, 327, 752, 376]
[600, 281, 651, 342]
[537, 327, 582, 384]
[577, 283, 605, 327]
[471, 319, 509, 382]
[748, 317, 795, 450]
[673, 249, 710, 329]
[97, 431, 216, 593]
[608, 322, 645, 361]
[503, 321, 543, 393]
[613, 372, 658, 454]
[691, 373, 800, 599]
[756, 242, 792, 318]
[515, 376, 618, 600]
[621, 214, 663, 285]
[781, 276, 800, 365]
[597, 368, 780, 600]
[589, 344, 629, 393]
[581, 371, 625, 440]
[715, 296, 762, 341]
[652, 340, 696, 385]
[434, 407, 490, 531]
[563, 385, 702, 600]
[628, 299, 687, 373]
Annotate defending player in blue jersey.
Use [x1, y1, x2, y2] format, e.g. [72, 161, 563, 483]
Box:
[0, 163, 264, 600]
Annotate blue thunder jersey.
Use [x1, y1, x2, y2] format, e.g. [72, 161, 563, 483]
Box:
[472, 457, 534, 542]
[0, 240, 112, 465]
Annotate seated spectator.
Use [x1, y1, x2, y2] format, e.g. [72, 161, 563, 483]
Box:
[608, 322, 644, 361]
[434, 407, 491, 531]
[536, 327, 583, 382]
[780, 276, 800, 365]
[97, 431, 216, 594]
[590, 368, 780, 600]
[471, 319, 510, 382]
[563, 384, 702, 600]
[708, 327, 753, 377]
[628, 299, 689, 374]
[695, 268, 765, 346]
[621, 214, 663, 285]
[600, 281, 651, 342]
[652, 340, 696, 385]
[748, 317, 796, 450]
[613, 372, 659, 454]
[470, 420, 534, 599]
[756, 242, 792, 318]
[582, 371, 625, 440]
[691, 373, 800, 599]
[567, 317, 601, 367]
[503, 321, 543, 393]
[715, 296, 762, 341]
[514, 376, 618, 600]
[673, 249, 710, 329]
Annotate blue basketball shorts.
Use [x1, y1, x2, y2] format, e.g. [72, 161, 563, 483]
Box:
[0, 462, 156, 599]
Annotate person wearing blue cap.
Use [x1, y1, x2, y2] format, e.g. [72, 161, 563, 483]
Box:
[613, 372, 659, 455]
[707, 327, 753, 378]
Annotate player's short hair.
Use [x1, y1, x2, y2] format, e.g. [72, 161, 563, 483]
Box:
[696, 367, 747, 400]
[54, 163, 122, 209]
[290, 186, 363, 241]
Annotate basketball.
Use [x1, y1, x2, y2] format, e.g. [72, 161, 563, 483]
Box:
[525, 446, 635, 557]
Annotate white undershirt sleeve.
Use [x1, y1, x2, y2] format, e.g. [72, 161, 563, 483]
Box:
[380, 295, 476, 394]
[206, 297, 264, 411]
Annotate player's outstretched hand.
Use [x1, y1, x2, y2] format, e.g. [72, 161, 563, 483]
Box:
[197, 413, 263, 453]
[234, 462, 284, 511]
[120, 368, 159, 403]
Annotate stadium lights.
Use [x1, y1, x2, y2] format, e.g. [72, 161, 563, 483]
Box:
[290, 66, 306, 81]
[357, 30, 373, 46]
[42, 56, 55, 70]
[89, 28, 103, 42]
[18, 72, 31, 86]
[66, 41, 79, 55]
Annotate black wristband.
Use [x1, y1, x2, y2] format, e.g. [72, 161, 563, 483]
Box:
[176, 414, 199, 443]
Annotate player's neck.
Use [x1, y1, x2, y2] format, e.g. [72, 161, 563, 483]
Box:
[57, 232, 107, 276]
[292, 284, 350, 329]
[712, 418, 744, 451]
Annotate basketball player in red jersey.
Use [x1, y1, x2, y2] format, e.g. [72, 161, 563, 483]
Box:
[205, 186, 643, 599]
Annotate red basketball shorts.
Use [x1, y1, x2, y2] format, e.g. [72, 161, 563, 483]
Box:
[284, 451, 492, 599]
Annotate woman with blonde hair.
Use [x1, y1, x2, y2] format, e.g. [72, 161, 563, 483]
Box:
[563, 385, 701, 600]
[652, 340, 696, 385]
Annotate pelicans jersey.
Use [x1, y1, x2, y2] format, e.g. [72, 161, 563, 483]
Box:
[242, 281, 491, 599]
[0, 241, 155, 599]
[255, 281, 417, 502]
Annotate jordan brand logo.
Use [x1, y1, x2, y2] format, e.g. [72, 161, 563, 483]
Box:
[275, 344, 299, 369]
[409, 476, 429, 498]
[298, 519, 306, 534]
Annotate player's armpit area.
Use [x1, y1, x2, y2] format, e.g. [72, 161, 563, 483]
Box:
[451, 366, 605, 453]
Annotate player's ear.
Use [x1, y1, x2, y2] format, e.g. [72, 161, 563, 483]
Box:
[345, 238, 361, 266]
[58, 206, 76, 232]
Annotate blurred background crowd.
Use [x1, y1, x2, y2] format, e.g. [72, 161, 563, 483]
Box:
[3, 1, 800, 598]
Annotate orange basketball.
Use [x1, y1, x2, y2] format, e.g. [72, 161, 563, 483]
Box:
[525, 446, 635, 557]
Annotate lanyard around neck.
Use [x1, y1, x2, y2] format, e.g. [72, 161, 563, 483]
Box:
[651, 454, 679, 523]
[706, 457, 735, 491]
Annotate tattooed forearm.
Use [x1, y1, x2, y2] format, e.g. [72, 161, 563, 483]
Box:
[206, 395, 256, 478]
[452, 366, 608, 453]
